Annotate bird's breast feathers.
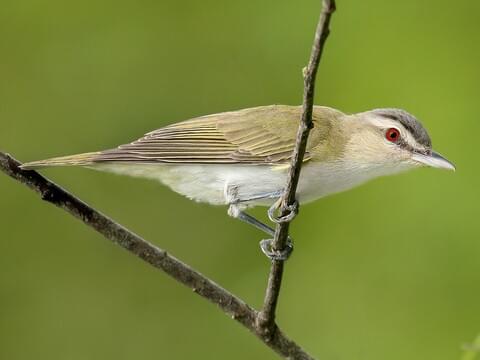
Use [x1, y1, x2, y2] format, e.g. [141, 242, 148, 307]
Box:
[96, 157, 408, 207]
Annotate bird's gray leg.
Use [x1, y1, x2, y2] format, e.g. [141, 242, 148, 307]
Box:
[233, 209, 275, 237]
[225, 185, 293, 261]
[233, 189, 284, 204]
[224, 185, 277, 237]
[228, 204, 294, 261]
[225, 184, 280, 236]
[224, 186, 299, 224]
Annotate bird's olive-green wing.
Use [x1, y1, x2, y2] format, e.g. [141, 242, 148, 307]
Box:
[95, 105, 337, 165]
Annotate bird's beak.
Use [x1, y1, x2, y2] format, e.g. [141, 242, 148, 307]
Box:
[411, 151, 456, 171]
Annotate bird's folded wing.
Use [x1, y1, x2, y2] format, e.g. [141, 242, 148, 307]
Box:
[96, 105, 329, 165]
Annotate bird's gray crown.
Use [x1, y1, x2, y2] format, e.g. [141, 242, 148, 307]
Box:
[370, 108, 432, 148]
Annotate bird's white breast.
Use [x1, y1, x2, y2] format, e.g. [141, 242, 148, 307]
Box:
[96, 160, 413, 207]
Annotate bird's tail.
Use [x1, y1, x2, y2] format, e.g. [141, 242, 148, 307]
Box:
[20, 152, 100, 170]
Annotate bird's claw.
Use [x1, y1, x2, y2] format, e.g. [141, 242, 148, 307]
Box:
[259, 238, 294, 261]
[268, 199, 299, 224]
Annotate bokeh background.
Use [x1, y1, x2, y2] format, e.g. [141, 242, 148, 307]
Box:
[0, 0, 478, 359]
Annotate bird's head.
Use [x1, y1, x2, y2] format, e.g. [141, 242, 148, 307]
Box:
[340, 108, 455, 176]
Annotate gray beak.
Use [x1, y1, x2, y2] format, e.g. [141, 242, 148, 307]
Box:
[411, 151, 456, 171]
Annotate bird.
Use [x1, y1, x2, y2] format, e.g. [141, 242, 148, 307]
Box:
[21, 105, 455, 259]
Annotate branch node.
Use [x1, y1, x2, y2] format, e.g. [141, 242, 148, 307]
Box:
[255, 312, 276, 341]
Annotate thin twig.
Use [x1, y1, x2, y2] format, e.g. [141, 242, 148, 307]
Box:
[0, 152, 314, 359]
[257, 0, 336, 336]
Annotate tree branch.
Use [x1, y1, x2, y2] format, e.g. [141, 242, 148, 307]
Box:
[1, 1, 337, 357]
[0, 152, 314, 359]
[257, 0, 336, 335]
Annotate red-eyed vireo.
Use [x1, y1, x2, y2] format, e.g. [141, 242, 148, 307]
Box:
[22, 105, 455, 259]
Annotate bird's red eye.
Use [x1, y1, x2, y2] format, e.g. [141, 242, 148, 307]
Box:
[385, 128, 400, 143]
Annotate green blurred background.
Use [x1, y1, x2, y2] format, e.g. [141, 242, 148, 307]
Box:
[0, 0, 478, 359]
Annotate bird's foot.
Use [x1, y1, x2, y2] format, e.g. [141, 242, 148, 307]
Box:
[268, 199, 299, 224]
[259, 238, 294, 261]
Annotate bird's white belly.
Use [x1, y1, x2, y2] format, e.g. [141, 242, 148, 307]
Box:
[96, 161, 398, 207]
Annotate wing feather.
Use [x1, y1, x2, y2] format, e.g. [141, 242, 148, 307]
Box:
[94, 105, 340, 165]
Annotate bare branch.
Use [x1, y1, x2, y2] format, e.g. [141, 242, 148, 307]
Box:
[257, 0, 337, 335]
[0, 2, 338, 357]
[0, 152, 314, 359]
